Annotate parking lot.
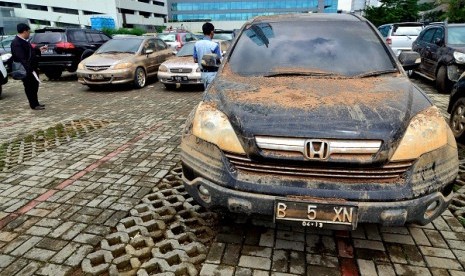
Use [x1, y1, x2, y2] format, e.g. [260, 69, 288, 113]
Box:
[0, 74, 464, 276]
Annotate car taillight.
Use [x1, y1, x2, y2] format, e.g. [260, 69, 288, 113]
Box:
[55, 42, 75, 49]
[31, 43, 36, 48]
[386, 38, 392, 45]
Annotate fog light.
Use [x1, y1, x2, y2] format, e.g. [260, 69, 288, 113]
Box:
[424, 200, 439, 219]
[198, 185, 211, 203]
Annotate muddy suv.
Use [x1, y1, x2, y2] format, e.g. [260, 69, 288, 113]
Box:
[180, 14, 459, 230]
[412, 23, 465, 94]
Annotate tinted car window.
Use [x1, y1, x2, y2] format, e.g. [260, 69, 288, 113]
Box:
[228, 21, 396, 77]
[432, 28, 444, 42]
[32, 32, 64, 43]
[176, 42, 195, 56]
[144, 39, 156, 52]
[68, 30, 86, 42]
[155, 39, 168, 50]
[100, 34, 111, 42]
[448, 26, 465, 46]
[96, 38, 142, 54]
[420, 28, 436, 43]
[89, 33, 103, 42]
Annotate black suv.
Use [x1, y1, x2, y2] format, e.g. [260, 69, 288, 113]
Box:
[412, 23, 465, 93]
[30, 28, 111, 79]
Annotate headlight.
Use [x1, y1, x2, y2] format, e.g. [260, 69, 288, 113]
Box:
[113, 62, 133, 70]
[159, 64, 168, 72]
[77, 62, 84, 70]
[453, 51, 465, 64]
[1, 53, 12, 62]
[192, 102, 246, 154]
[391, 106, 453, 161]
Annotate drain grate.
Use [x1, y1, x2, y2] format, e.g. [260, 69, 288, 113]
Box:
[0, 119, 110, 172]
[82, 166, 218, 275]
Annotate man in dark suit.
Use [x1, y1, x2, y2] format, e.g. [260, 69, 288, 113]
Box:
[11, 23, 47, 110]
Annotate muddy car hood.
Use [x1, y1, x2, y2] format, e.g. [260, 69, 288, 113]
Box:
[207, 73, 432, 149]
[162, 56, 197, 68]
[84, 53, 135, 66]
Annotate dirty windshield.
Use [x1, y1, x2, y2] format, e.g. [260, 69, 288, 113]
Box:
[228, 21, 397, 77]
[158, 33, 176, 42]
[96, 38, 142, 54]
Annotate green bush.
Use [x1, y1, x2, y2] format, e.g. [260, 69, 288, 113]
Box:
[102, 27, 146, 37]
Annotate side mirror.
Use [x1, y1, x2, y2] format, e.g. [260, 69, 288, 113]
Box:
[434, 38, 444, 46]
[222, 50, 226, 56]
[398, 51, 421, 71]
[172, 51, 177, 55]
[145, 49, 154, 55]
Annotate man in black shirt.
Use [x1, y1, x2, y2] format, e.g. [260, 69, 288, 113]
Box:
[11, 23, 47, 110]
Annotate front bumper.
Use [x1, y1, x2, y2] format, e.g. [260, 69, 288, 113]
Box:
[77, 68, 134, 85]
[158, 71, 202, 85]
[181, 135, 458, 227]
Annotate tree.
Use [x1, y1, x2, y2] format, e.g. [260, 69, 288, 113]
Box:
[364, 0, 420, 26]
[444, 0, 465, 22]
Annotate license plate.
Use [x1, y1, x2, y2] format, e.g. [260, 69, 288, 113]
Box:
[42, 49, 55, 55]
[90, 74, 104, 80]
[275, 199, 358, 230]
[172, 76, 188, 81]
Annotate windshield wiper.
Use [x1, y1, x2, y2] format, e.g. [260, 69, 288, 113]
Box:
[264, 72, 342, 78]
[354, 69, 398, 78]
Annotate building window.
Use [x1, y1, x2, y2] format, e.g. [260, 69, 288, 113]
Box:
[53, 7, 79, 15]
[138, 0, 150, 3]
[140, 11, 151, 18]
[120, 9, 135, 15]
[83, 10, 103, 15]
[55, 22, 81, 28]
[0, 1, 21, 8]
[29, 19, 51, 26]
[153, 1, 165, 6]
[26, 4, 48, 11]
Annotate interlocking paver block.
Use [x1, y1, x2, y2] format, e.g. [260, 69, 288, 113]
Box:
[238, 256, 271, 270]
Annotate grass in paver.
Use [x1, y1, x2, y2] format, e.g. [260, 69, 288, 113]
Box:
[0, 119, 110, 172]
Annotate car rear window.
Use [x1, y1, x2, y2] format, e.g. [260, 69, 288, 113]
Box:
[392, 26, 423, 36]
[32, 32, 64, 44]
[228, 21, 396, 77]
[158, 34, 176, 42]
[176, 42, 195, 56]
[448, 26, 465, 46]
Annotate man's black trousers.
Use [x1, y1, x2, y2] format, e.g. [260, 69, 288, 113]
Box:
[22, 74, 39, 109]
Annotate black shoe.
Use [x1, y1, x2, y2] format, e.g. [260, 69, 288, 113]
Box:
[32, 106, 45, 110]
[38, 104, 45, 107]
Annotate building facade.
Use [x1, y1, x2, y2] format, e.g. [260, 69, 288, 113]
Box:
[0, 7, 27, 35]
[167, 0, 339, 22]
[0, 0, 168, 31]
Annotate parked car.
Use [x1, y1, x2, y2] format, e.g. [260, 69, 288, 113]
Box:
[447, 73, 465, 141]
[77, 36, 172, 89]
[158, 40, 231, 90]
[0, 53, 11, 98]
[412, 23, 465, 94]
[158, 31, 198, 51]
[30, 27, 111, 80]
[180, 14, 458, 230]
[378, 23, 424, 57]
[0, 36, 14, 55]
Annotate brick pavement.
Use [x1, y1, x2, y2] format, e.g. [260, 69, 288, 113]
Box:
[0, 75, 464, 275]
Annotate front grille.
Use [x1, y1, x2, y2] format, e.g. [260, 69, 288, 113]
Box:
[170, 68, 192, 73]
[225, 153, 413, 183]
[86, 65, 111, 71]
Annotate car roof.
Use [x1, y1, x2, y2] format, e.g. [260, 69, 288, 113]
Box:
[112, 36, 147, 40]
[250, 13, 363, 23]
[35, 27, 102, 33]
[379, 22, 423, 27]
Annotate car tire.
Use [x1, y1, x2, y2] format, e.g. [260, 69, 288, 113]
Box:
[44, 70, 63, 80]
[449, 97, 465, 142]
[164, 84, 176, 90]
[134, 67, 146, 89]
[436, 66, 453, 94]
